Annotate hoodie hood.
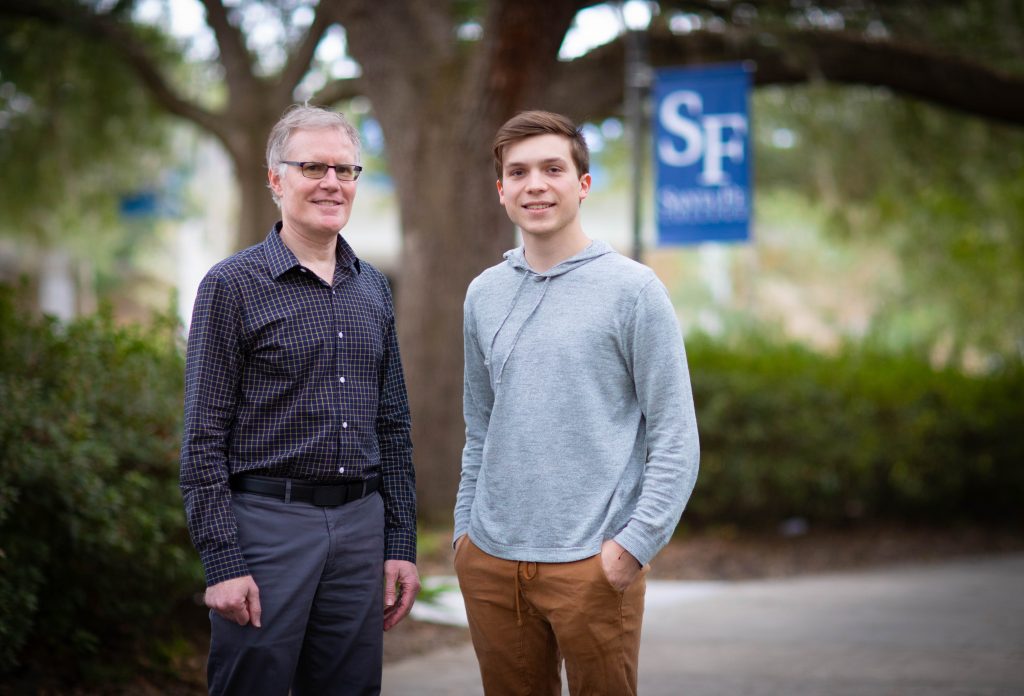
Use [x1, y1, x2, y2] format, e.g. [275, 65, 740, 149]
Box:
[502, 238, 615, 278]
[488, 240, 615, 384]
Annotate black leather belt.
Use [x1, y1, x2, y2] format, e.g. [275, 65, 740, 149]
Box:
[230, 474, 380, 507]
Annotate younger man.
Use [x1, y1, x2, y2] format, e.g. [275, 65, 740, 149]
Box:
[454, 110, 700, 695]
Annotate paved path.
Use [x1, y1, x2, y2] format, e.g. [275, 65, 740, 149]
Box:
[383, 553, 1024, 695]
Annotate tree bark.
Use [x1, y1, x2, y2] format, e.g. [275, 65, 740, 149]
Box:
[334, 0, 584, 519]
[233, 147, 281, 249]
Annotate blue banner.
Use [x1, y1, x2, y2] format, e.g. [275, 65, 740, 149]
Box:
[654, 64, 752, 245]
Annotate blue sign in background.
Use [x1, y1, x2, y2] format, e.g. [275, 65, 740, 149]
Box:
[654, 63, 752, 245]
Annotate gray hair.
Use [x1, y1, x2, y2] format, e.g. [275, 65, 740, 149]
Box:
[266, 104, 362, 207]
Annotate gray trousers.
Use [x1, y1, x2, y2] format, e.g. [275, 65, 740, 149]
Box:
[207, 490, 385, 696]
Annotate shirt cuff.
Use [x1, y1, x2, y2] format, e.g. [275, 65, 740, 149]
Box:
[612, 525, 658, 568]
[201, 544, 251, 587]
[385, 527, 417, 563]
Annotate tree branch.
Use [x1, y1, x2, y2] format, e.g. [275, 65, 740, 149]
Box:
[470, 0, 586, 118]
[0, 0, 225, 137]
[197, 0, 260, 99]
[548, 27, 1024, 127]
[275, 4, 336, 102]
[309, 76, 367, 106]
[544, 41, 626, 122]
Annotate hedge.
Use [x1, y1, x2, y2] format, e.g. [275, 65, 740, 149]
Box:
[0, 288, 199, 683]
[684, 333, 1024, 527]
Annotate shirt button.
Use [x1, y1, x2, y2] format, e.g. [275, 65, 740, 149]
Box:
[342, 422, 348, 428]
[338, 331, 344, 338]
[338, 466, 345, 474]
[300, 268, 307, 273]
[339, 376, 346, 383]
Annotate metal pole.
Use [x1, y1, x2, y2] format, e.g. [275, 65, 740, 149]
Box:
[624, 24, 649, 262]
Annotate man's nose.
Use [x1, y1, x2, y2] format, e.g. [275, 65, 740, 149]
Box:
[319, 169, 343, 187]
[525, 170, 547, 190]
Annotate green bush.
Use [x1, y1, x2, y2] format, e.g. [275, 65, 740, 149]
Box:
[0, 287, 201, 683]
[685, 333, 1024, 527]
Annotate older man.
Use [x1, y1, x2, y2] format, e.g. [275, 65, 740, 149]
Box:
[181, 104, 419, 695]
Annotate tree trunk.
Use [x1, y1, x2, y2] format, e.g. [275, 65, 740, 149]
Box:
[342, 44, 517, 521]
[336, 0, 582, 520]
[392, 129, 513, 522]
[233, 147, 281, 249]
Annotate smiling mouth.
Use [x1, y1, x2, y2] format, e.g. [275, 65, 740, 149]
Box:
[523, 203, 554, 210]
[314, 200, 342, 207]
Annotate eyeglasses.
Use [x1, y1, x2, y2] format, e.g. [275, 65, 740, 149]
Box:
[281, 161, 363, 181]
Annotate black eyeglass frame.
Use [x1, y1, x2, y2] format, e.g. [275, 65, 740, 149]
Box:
[280, 161, 364, 181]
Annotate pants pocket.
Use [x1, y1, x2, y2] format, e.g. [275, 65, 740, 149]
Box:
[595, 552, 651, 595]
[453, 534, 470, 568]
[593, 552, 627, 595]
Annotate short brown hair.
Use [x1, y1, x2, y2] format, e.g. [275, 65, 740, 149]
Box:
[492, 110, 590, 179]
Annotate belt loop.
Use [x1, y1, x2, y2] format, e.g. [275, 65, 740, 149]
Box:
[284, 479, 292, 504]
[361, 479, 368, 498]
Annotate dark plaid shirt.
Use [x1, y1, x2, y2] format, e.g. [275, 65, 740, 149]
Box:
[181, 225, 416, 586]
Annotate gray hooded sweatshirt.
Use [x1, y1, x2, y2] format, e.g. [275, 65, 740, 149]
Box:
[455, 239, 699, 566]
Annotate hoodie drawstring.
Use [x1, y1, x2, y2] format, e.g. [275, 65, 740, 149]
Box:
[494, 276, 551, 384]
[488, 272, 530, 365]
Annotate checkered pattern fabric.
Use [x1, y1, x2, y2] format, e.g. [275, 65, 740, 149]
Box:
[181, 226, 416, 586]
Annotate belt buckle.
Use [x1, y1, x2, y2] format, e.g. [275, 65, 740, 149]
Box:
[311, 485, 345, 507]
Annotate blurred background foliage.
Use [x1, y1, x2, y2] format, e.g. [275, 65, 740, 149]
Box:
[0, 13, 177, 295]
[0, 287, 198, 684]
[686, 332, 1024, 527]
[751, 85, 1024, 362]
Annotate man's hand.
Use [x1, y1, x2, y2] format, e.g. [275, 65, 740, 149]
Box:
[600, 539, 642, 593]
[383, 560, 420, 631]
[205, 575, 262, 627]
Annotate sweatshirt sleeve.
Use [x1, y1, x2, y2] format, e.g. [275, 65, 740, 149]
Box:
[453, 295, 494, 544]
[613, 278, 700, 566]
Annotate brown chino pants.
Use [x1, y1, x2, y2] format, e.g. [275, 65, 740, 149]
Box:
[454, 537, 648, 696]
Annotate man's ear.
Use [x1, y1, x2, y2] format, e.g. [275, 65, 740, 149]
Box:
[268, 166, 283, 198]
[578, 172, 592, 202]
[496, 179, 505, 205]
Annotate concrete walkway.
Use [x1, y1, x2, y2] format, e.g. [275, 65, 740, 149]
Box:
[383, 553, 1024, 695]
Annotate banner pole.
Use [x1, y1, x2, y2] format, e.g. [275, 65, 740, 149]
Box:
[622, 10, 650, 262]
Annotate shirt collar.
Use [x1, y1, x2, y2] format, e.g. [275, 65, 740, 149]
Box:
[264, 222, 362, 279]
